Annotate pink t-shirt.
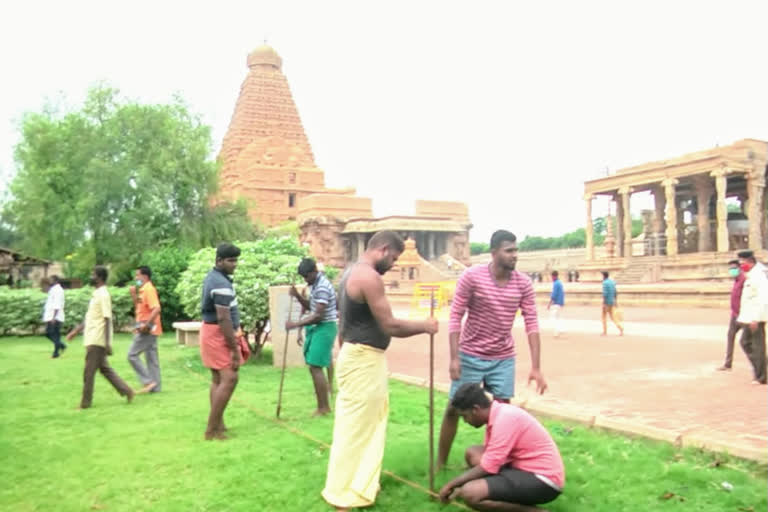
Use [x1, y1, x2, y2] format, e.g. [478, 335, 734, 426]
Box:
[449, 264, 539, 359]
[480, 402, 565, 489]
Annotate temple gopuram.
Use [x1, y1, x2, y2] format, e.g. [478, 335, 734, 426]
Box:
[580, 139, 768, 282]
[216, 44, 472, 269]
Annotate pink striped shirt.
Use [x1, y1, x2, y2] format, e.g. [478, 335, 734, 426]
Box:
[449, 264, 539, 359]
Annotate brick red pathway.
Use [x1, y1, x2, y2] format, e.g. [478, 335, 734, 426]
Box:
[383, 304, 767, 457]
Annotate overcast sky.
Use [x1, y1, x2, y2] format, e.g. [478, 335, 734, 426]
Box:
[1, 0, 766, 243]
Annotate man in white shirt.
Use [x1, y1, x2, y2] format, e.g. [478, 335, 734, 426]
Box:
[42, 275, 66, 358]
[736, 250, 768, 384]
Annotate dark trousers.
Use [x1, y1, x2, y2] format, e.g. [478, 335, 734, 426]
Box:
[45, 321, 64, 356]
[723, 316, 743, 368]
[81, 345, 132, 408]
[739, 322, 768, 383]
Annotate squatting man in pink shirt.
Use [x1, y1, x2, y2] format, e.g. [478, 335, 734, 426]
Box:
[439, 383, 565, 511]
[438, 229, 548, 469]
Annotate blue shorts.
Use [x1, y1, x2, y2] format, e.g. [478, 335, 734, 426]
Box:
[449, 352, 516, 400]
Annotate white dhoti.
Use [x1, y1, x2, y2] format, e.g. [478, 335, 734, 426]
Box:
[322, 342, 389, 508]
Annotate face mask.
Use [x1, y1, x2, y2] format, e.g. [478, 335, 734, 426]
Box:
[136, 279, 143, 287]
[740, 262, 753, 273]
[729, 268, 740, 278]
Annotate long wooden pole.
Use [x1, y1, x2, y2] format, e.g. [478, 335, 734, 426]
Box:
[429, 288, 436, 493]
[276, 294, 294, 419]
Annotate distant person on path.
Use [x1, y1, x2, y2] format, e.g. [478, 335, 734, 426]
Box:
[285, 257, 338, 416]
[437, 229, 548, 470]
[601, 271, 623, 336]
[66, 266, 135, 409]
[735, 250, 768, 384]
[547, 271, 565, 337]
[716, 259, 745, 371]
[42, 275, 66, 358]
[321, 231, 438, 510]
[438, 383, 565, 512]
[128, 266, 163, 393]
[200, 243, 246, 440]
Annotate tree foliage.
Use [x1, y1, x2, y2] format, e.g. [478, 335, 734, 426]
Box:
[518, 216, 644, 252]
[5, 85, 257, 280]
[470, 242, 490, 255]
[175, 237, 308, 356]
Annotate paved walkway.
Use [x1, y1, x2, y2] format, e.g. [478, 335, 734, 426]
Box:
[383, 304, 768, 461]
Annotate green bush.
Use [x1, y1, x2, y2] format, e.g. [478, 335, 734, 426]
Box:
[0, 286, 134, 336]
[176, 237, 308, 340]
[141, 246, 193, 330]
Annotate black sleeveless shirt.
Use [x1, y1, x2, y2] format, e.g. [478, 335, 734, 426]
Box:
[338, 264, 391, 350]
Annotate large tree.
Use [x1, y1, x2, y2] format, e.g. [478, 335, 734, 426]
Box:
[6, 85, 257, 277]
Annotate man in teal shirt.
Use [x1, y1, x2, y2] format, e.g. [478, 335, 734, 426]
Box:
[601, 271, 623, 336]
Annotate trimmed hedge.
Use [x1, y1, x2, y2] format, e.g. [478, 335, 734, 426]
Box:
[0, 286, 134, 336]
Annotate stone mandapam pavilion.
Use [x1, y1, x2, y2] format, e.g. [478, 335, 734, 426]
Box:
[580, 139, 768, 282]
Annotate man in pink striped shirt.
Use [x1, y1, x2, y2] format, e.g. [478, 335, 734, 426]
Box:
[438, 230, 548, 469]
[439, 383, 564, 511]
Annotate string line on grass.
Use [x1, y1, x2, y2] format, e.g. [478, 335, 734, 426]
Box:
[185, 364, 471, 510]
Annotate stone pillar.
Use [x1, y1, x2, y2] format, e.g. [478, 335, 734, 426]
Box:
[269, 286, 306, 368]
[711, 168, 729, 253]
[356, 234, 365, 260]
[584, 193, 594, 260]
[747, 170, 766, 249]
[652, 185, 666, 255]
[427, 232, 436, 260]
[662, 178, 679, 257]
[694, 176, 714, 252]
[614, 193, 624, 257]
[619, 186, 632, 258]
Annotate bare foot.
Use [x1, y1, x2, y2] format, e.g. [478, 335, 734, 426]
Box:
[600, 332, 607, 336]
[204, 431, 229, 441]
[126, 390, 135, 403]
[138, 381, 157, 394]
[312, 408, 331, 417]
[716, 366, 732, 371]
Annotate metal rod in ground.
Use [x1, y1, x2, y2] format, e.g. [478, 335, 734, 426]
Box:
[276, 294, 294, 419]
[429, 288, 436, 493]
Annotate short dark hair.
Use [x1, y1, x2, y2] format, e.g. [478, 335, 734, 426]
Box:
[298, 258, 317, 277]
[137, 266, 152, 279]
[602, 271, 609, 279]
[451, 383, 491, 410]
[551, 270, 559, 279]
[737, 250, 756, 262]
[49, 275, 59, 284]
[367, 231, 405, 253]
[94, 266, 108, 283]
[216, 243, 241, 260]
[728, 259, 740, 266]
[490, 230, 517, 250]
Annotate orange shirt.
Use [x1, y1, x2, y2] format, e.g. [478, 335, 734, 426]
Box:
[136, 281, 162, 335]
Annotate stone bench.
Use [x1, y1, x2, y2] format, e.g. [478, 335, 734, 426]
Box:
[172, 321, 201, 347]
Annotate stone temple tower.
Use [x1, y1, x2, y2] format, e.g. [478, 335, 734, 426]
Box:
[216, 44, 354, 227]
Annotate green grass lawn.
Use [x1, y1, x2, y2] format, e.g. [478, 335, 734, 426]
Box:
[1, 334, 766, 512]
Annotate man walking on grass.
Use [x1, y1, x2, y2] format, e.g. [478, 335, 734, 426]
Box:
[42, 275, 66, 358]
[128, 265, 163, 394]
[66, 266, 135, 409]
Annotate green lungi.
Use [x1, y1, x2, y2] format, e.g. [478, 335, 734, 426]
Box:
[304, 321, 338, 368]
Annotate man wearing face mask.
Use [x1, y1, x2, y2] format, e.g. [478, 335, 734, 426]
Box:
[735, 250, 768, 384]
[128, 266, 162, 393]
[716, 260, 745, 371]
[322, 231, 439, 510]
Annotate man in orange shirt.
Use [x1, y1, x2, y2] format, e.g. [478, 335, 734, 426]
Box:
[128, 265, 163, 393]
